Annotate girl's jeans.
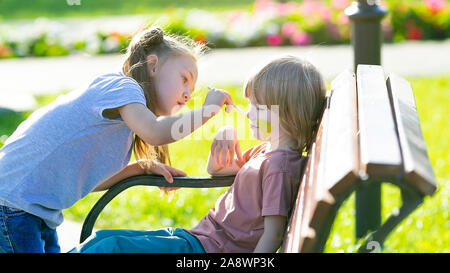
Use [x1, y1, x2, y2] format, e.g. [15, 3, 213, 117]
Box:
[0, 205, 60, 253]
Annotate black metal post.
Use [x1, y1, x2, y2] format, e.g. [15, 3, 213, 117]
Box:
[345, 0, 387, 71]
[345, 1, 387, 240]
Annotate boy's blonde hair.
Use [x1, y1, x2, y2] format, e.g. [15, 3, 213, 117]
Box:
[122, 26, 206, 167]
[244, 55, 326, 155]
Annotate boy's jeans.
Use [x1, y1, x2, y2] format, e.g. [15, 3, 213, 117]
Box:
[0, 205, 60, 253]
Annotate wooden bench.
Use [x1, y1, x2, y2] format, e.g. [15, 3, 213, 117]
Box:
[80, 65, 437, 253]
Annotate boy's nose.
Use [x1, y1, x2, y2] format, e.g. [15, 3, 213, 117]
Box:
[183, 90, 191, 102]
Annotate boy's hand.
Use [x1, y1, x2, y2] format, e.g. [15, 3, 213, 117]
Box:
[211, 126, 243, 167]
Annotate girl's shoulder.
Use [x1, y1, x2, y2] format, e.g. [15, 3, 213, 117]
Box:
[90, 71, 141, 90]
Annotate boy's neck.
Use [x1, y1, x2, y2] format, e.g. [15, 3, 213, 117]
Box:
[266, 135, 296, 153]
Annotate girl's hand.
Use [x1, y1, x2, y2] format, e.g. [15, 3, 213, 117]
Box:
[203, 87, 234, 115]
[143, 160, 186, 193]
[211, 126, 243, 167]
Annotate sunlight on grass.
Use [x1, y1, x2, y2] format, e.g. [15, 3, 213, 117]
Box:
[1, 76, 448, 252]
[324, 76, 450, 253]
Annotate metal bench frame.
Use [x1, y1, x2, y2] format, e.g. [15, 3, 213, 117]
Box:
[80, 65, 437, 253]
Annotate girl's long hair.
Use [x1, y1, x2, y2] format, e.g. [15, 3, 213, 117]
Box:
[121, 26, 206, 168]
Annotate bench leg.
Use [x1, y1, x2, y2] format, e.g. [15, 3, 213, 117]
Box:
[355, 180, 382, 241]
[357, 186, 423, 253]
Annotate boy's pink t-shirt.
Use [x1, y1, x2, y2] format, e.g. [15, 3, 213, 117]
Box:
[186, 143, 306, 253]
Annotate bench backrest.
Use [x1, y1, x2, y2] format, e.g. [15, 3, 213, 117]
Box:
[281, 65, 437, 253]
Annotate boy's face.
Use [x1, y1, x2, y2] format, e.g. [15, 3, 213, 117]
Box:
[152, 55, 198, 116]
[246, 96, 274, 141]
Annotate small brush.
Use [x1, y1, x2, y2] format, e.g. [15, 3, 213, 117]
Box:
[233, 105, 248, 118]
[207, 86, 248, 119]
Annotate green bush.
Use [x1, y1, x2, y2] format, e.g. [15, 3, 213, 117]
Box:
[1, 0, 450, 58]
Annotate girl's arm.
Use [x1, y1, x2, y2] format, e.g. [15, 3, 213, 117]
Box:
[207, 126, 244, 176]
[253, 215, 287, 253]
[92, 160, 186, 192]
[118, 88, 233, 146]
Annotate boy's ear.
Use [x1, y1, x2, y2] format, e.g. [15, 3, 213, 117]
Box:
[146, 55, 158, 76]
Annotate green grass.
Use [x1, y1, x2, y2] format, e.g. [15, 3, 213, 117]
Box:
[326, 76, 450, 253]
[0, 77, 448, 252]
[0, 0, 255, 20]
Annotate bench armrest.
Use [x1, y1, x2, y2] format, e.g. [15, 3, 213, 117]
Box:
[80, 174, 235, 243]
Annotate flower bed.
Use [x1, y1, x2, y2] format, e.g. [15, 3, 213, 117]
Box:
[0, 0, 449, 59]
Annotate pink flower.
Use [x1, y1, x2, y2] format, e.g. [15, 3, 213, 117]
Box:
[319, 6, 332, 21]
[254, 0, 299, 17]
[227, 11, 245, 27]
[290, 31, 311, 46]
[267, 34, 283, 46]
[278, 2, 299, 16]
[338, 13, 349, 25]
[327, 23, 340, 40]
[281, 22, 298, 37]
[331, 0, 351, 10]
[424, 0, 446, 14]
[299, 0, 322, 15]
[300, 0, 331, 21]
[254, 0, 277, 14]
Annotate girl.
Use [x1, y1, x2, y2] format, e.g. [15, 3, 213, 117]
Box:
[70, 55, 327, 253]
[0, 26, 234, 253]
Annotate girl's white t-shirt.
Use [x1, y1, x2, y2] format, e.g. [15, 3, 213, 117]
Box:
[0, 72, 146, 229]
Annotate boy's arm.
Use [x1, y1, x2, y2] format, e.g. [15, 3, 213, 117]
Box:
[206, 150, 243, 176]
[253, 215, 287, 253]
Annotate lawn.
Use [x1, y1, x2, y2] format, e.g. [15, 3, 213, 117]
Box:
[0, 76, 448, 253]
[0, 0, 257, 20]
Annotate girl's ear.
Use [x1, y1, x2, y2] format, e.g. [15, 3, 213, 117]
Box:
[146, 54, 159, 76]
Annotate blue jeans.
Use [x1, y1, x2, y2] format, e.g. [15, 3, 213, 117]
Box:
[70, 227, 205, 253]
[0, 205, 60, 253]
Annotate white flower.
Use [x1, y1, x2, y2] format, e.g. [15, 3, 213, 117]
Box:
[103, 36, 120, 53]
[265, 23, 280, 35]
[184, 9, 226, 33]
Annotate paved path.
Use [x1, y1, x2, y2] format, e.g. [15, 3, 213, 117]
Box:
[2, 39, 450, 252]
[56, 219, 85, 252]
[1, 39, 450, 111]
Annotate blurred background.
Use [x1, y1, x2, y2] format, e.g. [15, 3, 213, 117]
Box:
[0, 0, 448, 253]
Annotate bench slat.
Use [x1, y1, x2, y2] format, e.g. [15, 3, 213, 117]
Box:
[325, 69, 360, 198]
[282, 92, 331, 253]
[303, 70, 360, 252]
[357, 65, 402, 177]
[284, 70, 362, 252]
[387, 74, 437, 195]
[281, 145, 315, 252]
[301, 107, 331, 252]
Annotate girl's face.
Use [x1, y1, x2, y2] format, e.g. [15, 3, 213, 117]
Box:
[151, 54, 198, 116]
